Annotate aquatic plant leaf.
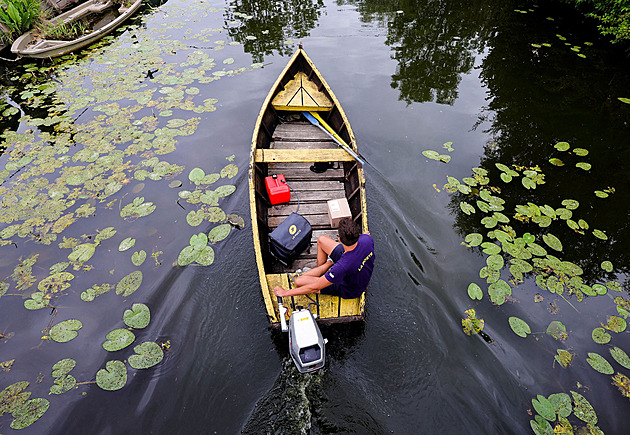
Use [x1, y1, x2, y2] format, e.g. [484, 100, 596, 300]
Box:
[592, 327, 611, 344]
[548, 393, 572, 418]
[461, 309, 484, 335]
[51, 359, 76, 378]
[202, 173, 221, 184]
[481, 216, 497, 228]
[549, 158, 564, 166]
[119, 237, 136, 252]
[123, 303, 150, 329]
[131, 250, 146, 267]
[96, 360, 127, 391]
[554, 349, 573, 368]
[587, 352, 614, 374]
[554, 142, 570, 151]
[0, 381, 30, 416]
[571, 391, 597, 425]
[177, 246, 197, 266]
[508, 316, 531, 338]
[530, 416, 553, 435]
[215, 185, 236, 197]
[189, 168, 205, 183]
[546, 321, 568, 341]
[422, 150, 440, 160]
[594, 190, 608, 198]
[464, 233, 483, 247]
[611, 373, 630, 399]
[95, 227, 117, 243]
[460, 202, 475, 215]
[37, 271, 74, 294]
[190, 233, 208, 249]
[81, 284, 111, 302]
[49, 319, 82, 343]
[220, 164, 238, 178]
[601, 261, 613, 272]
[195, 245, 215, 266]
[103, 329, 136, 352]
[68, 243, 97, 263]
[619, 97, 630, 104]
[49, 374, 76, 395]
[532, 394, 556, 421]
[486, 255, 504, 270]
[606, 281, 621, 292]
[604, 315, 627, 333]
[592, 229, 607, 240]
[128, 341, 164, 369]
[24, 292, 49, 310]
[208, 224, 231, 243]
[610, 347, 630, 369]
[10, 398, 49, 430]
[542, 234, 562, 251]
[573, 148, 589, 156]
[120, 197, 156, 219]
[561, 199, 579, 210]
[115, 271, 143, 297]
[186, 209, 205, 227]
[481, 242, 500, 255]
[576, 162, 591, 171]
[467, 283, 483, 300]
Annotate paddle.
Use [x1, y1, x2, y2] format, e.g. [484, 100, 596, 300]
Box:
[302, 111, 367, 167]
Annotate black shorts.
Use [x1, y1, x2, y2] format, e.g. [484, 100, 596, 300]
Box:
[321, 244, 344, 296]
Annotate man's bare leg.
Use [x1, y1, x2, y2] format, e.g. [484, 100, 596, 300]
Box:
[316, 235, 339, 266]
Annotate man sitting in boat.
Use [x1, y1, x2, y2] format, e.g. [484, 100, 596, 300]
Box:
[273, 218, 374, 299]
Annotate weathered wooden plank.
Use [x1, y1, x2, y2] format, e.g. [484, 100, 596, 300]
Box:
[269, 162, 341, 170]
[279, 168, 344, 181]
[272, 141, 337, 150]
[283, 180, 345, 191]
[339, 297, 361, 317]
[269, 214, 330, 228]
[271, 72, 333, 110]
[273, 123, 330, 141]
[318, 294, 339, 319]
[281, 190, 345, 203]
[268, 202, 327, 217]
[255, 148, 353, 164]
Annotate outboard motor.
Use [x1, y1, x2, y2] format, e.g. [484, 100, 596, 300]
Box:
[283, 306, 327, 373]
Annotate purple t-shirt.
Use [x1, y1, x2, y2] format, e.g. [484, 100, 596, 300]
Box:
[324, 234, 375, 299]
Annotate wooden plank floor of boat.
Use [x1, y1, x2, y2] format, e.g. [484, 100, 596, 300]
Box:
[266, 120, 362, 320]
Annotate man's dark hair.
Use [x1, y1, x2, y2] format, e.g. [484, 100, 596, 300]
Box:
[338, 218, 361, 246]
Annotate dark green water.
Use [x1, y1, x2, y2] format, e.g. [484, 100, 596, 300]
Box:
[1, 0, 629, 433]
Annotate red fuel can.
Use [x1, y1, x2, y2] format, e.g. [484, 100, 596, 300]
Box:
[265, 174, 291, 205]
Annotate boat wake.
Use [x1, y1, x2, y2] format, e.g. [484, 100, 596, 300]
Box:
[242, 358, 324, 435]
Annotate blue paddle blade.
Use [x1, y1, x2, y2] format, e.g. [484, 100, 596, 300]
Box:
[302, 111, 318, 125]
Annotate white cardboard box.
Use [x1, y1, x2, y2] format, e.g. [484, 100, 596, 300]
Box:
[327, 198, 352, 228]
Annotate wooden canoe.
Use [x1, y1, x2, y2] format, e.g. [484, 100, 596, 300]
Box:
[249, 47, 368, 327]
[11, 0, 142, 59]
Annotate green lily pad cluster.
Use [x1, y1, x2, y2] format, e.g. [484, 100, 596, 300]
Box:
[50, 358, 77, 395]
[0, 381, 50, 429]
[461, 309, 484, 335]
[422, 141, 454, 163]
[177, 233, 216, 266]
[530, 391, 602, 435]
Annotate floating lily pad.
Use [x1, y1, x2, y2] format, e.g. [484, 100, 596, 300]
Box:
[460, 202, 475, 215]
[120, 197, 156, 219]
[601, 261, 613, 272]
[486, 254, 504, 270]
[115, 271, 143, 297]
[542, 234, 563, 251]
[190, 232, 208, 249]
[119, 237, 136, 252]
[215, 185, 236, 197]
[186, 210, 205, 227]
[207, 224, 231, 243]
[546, 321, 567, 341]
[587, 352, 614, 374]
[532, 394, 555, 421]
[461, 309, 484, 335]
[128, 341, 164, 369]
[571, 391, 597, 425]
[592, 284, 607, 295]
[610, 347, 630, 369]
[576, 162, 591, 171]
[467, 283, 483, 300]
[0, 381, 30, 416]
[604, 315, 627, 333]
[508, 316, 531, 338]
[123, 303, 150, 329]
[549, 158, 564, 166]
[49, 319, 82, 343]
[548, 393, 572, 418]
[168, 180, 183, 188]
[464, 233, 483, 247]
[561, 199, 579, 210]
[131, 250, 146, 266]
[10, 398, 49, 430]
[38, 272, 74, 293]
[103, 329, 136, 352]
[592, 229, 608, 240]
[573, 148, 589, 156]
[554, 142, 570, 151]
[177, 245, 197, 266]
[189, 168, 205, 184]
[220, 164, 238, 178]
[50, 374, 76, 395]
[96, 360, 127, 391]
[24, 292, 49, 310]
[68, 243, 97, 262]
[592, 327, 611, 344]
[555, 349, 574, 367]
[530, 416, 553, 435]
[51, 358, 76, 378]
[195, 245, 215, 266]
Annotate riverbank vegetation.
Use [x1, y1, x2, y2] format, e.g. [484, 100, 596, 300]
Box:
[563, 0, 630, 42]
[0, 0, 42, 43]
